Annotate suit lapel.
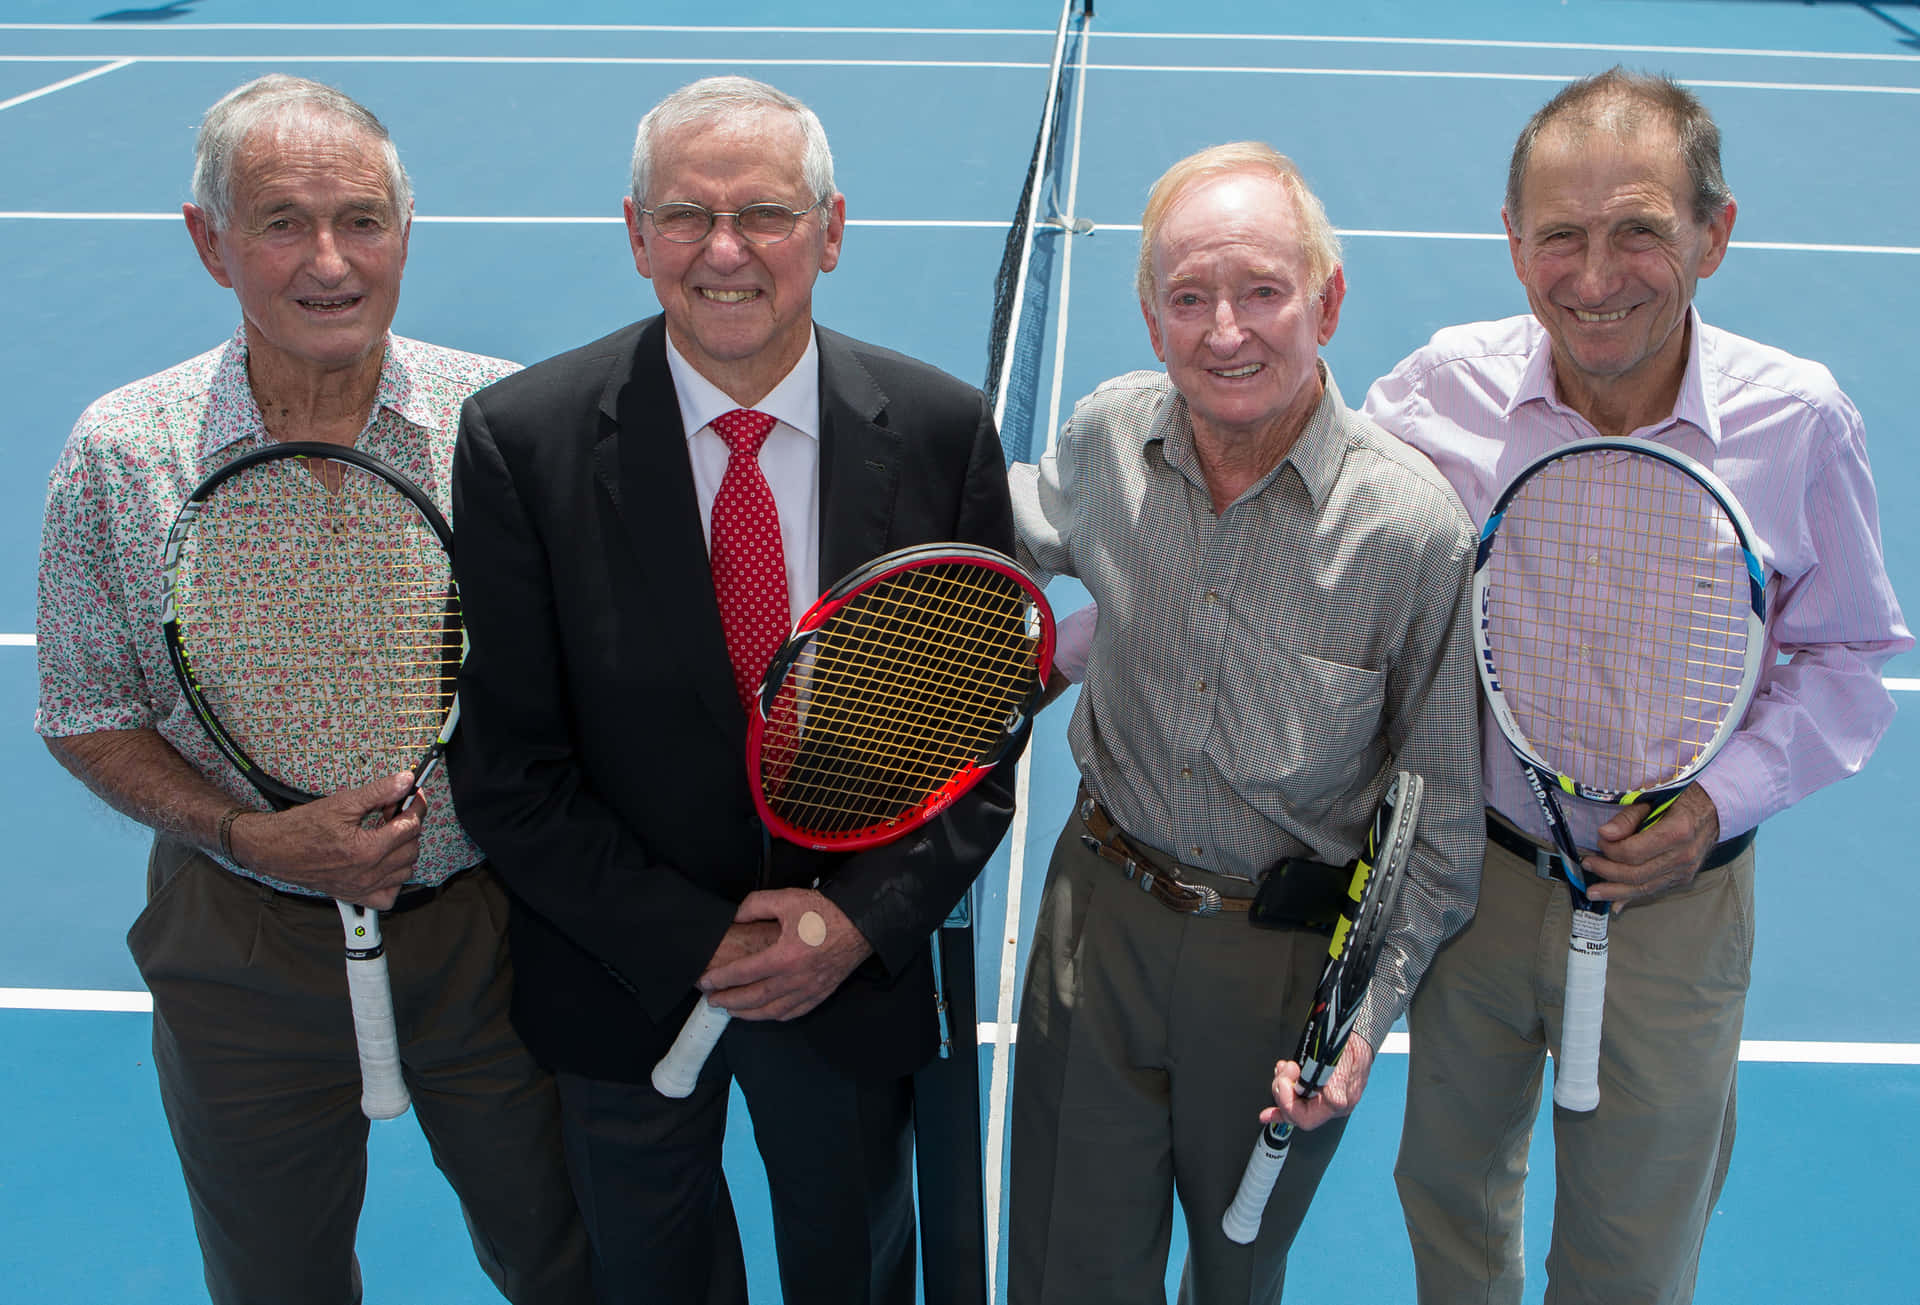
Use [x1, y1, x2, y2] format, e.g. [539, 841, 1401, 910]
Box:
[816, 326, 900, 585]
[593, 318, 744, 746]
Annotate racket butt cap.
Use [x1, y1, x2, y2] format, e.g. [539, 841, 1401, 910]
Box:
[651, 1064, 699, 1099]
[1553, 1080, 1600, 1112]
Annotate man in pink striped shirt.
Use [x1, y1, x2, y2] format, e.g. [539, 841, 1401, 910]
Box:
[1364, 68, 1911, 1305]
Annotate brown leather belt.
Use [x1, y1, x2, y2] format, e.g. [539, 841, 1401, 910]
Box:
[1076, 785, 1252, 916]
[1485, 812, 1755, 882]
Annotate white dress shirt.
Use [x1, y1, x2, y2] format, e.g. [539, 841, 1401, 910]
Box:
[665, 328, 822, 626]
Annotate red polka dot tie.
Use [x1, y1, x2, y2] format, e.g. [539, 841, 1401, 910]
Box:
[709, 408, 790, 711]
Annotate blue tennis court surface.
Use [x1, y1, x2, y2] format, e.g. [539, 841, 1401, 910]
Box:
[3, 2, 1915, 1300]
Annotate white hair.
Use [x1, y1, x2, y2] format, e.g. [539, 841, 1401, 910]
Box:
[629, 75, 835, 206]
[191, 74, 411, 230]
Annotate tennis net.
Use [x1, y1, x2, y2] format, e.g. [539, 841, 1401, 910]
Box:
[984, 0, 1093, 467]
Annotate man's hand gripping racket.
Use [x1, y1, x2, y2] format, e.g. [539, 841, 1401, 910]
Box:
[1221, 770, 1422, 1245]
[161, 442, 466, 1120]
[651, 543, 1055, 1098]
[1474, 437, 1765, 1112]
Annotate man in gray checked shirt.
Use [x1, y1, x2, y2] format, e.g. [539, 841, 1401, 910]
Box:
[1004, 142, 1484, 1305]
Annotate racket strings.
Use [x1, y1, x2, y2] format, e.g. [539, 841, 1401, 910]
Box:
[171, 457, 458, 794]
[1485, 451, 1751, 794]
[779, 570, 1039, 753]
[760, 564, 1040, 833]
[765, 598, 1033, 817]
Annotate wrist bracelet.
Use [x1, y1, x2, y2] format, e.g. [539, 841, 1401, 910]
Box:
[217, 806, 248, 865]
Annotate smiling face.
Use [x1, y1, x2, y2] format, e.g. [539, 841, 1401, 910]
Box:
[625, 108, 845, 406]
[184, 118, 409, 385]
[1506, 122, 1734, 430]
[1139, 169, 1343, 453]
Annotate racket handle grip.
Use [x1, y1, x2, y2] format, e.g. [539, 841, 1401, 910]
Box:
[336, 901, 410, 1120]
[1221, 1120, 1296, 1245]
[1553, 902, 1609, 1112]
[652, 996, 731, 1099]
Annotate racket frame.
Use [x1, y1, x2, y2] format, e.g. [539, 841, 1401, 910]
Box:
[654, 543, 1053, 1098]
[1221, 770, 1422, 1245]
[1473, 437, 1766, 866]
[1471, 435, 1767, 1112]
[158, 440, 461, 1122]
[160, 440, 465, 809]
[745, 542, 1055, 852]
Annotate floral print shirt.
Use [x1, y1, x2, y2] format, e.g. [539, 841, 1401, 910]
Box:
[36, 326, 517, 890]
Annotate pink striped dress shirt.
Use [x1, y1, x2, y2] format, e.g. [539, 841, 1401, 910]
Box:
[1363, 310, 1912, 847]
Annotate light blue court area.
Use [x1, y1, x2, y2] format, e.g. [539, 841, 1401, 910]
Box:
[3, 2, 1917, 1301]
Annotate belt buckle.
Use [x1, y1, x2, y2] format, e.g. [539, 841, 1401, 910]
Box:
[1534, 846, 1559, 882]
[1185, 883, 1224, 917]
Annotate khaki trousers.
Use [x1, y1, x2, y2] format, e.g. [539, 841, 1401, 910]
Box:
[130, 839, 592, 1305]
[1395, 827, 1756, 1305]
[1008, 809, 1351, 1305]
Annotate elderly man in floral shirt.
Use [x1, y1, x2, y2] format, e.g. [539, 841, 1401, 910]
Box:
[34, 75, 588, 1305]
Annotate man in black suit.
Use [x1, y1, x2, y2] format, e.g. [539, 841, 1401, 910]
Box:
[448, 75, 1017, 1305]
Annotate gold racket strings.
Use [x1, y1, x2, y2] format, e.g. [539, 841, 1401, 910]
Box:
[1484, 450, 1750, 794]
[172, 456, 458, 795]
[761, 563, 1041, 833]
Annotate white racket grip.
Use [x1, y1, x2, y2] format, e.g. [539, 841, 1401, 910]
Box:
[336, 901, 410, 1120]
[1554, 907, 1610, 1112]
[1221, 1122, 1294, 1245]
[652, 996, 731, 1099]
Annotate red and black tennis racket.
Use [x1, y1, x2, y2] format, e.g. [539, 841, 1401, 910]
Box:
[160, 441, 464, 1120]
[1221, 770, 1421, 1244]
[650, 543, 1054, 1098]
[1474, 436, 1765, 1111]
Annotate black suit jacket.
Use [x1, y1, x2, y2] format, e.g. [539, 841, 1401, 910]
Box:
[449, 316, 1017, 1083]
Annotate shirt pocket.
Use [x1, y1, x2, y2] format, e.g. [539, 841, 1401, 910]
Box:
[1215, 639, 1386, 810]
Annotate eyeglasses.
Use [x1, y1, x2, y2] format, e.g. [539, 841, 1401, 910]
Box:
[640, 197, 829, 246]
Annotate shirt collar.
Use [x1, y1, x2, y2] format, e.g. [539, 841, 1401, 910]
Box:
[666, 327, 821, 443]
[1278, 365, 1351, 511]
[1506, 306, 1721, 444]
[1147, 359, 1349, 512]
[200, 323, 419, 459]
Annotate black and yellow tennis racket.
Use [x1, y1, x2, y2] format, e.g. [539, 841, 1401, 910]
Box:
[1221, 770, 1421, 1244]
[651, 543, 1054, 1098]
[160, 441, 463, 1120]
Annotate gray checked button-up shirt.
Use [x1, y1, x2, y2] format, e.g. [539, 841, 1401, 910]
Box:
[1010, 365, 1484, 1050]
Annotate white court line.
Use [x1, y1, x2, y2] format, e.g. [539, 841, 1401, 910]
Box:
[984, 26, 1096, 1296]
[0, 53, 1914, 95]
[2, 987, 152, 1012]
[1097, 31, 1920, 64]
[981, 2, 1081, 1286]
[1089, 63, 1920, 94]
[0, 211, 1012, 230]
[418, 217, 1013, 229]
[0, 58, 131, 112]
[4, 212, 1917, 257]
[3, 639, 1915, 699]
[2, 24, 1917, 64]
[0, 23, 1052, 36]
[8, 649, 1912, 690]
[3, 991, 1915, 1068]
[0, 211, 176, 221]
[1094, 223, 1920, 257]
[971, 1024, 1920, 1064]
[0, 54, 1048, 70]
